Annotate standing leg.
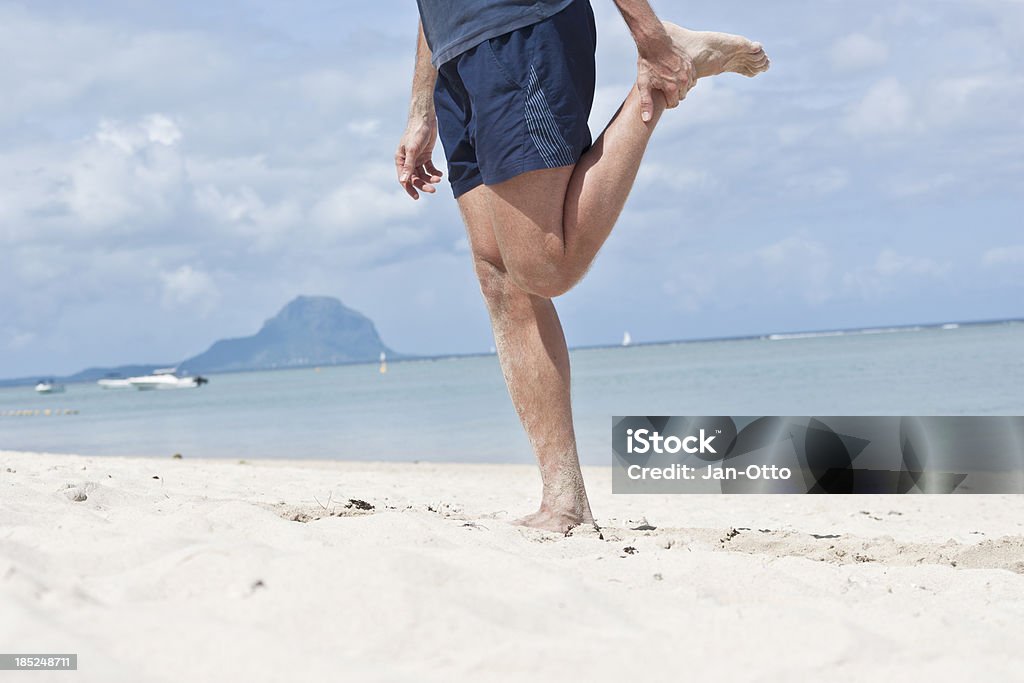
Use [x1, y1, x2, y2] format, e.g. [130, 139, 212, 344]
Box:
[458, 185, 593, 532]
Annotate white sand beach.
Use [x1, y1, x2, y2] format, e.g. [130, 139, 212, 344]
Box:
[1, 450, 1022, 682]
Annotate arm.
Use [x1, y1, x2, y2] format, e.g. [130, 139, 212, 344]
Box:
[611, 0, 695, 121]
[395, 21, 443, 200]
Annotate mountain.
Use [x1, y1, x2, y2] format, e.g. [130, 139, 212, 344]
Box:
[177, 296, 400, 373]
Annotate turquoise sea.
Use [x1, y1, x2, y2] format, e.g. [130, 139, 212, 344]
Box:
[1, 322, 1021, 465]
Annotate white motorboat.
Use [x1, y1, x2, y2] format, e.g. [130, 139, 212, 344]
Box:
[97, 378, 133, 389]
[35, 380, 65, 394]
[127, 368, 209, 390]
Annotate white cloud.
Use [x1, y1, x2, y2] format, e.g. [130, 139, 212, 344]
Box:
[0, 6, 232, 126]
[62, 115, 187, 230]
[754, 237, 833, 304]
[95, 114, 182, 152]
[830, 34, 889, 71]
[887, 173, 955, 198]
[160, 265, 219, 314]
[983, 245, 1024, 267]
[874, 250, 947, 278]
[347, 119, 381, 137]
[776, 124, 816, 147]
[637, 164, 714, 192]
[659, 79, 750, 132]
[661, 237, 833, 311]
[662, 268, 716, 314]
[7, 331, 36, 351]
[843, 249, 949, 297]
[843, 78, 913, 135]
[295, 62, 410, 110]
[193, 184, 302, 248]
[786, 167, 849, 196]
[310, 169, 421, 239]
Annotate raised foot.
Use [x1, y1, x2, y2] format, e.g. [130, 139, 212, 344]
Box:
[663, 23, 770, 79]
[515, 506, 594, 534]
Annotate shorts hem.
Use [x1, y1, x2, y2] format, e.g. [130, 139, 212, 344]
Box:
[451, 176, 485, 199]
[481, 156, 581, 188]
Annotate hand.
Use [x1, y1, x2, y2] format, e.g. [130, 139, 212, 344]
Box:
[636, 32, 696, 122]
[395, 115, 443, 200]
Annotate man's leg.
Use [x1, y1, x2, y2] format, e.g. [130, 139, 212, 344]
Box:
[458, 185, 593, 532]
[486, 26, 769, 299]
[485, 82, 664, 298]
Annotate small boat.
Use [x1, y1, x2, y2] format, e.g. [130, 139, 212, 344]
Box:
[35, 380, 65, 394]
[622, 331, 632, 347]
[127, 368, 209, 390]
[98, 374, 133, 389]
[379, 351, 388, 374]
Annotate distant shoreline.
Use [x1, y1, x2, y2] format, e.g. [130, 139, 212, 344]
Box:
[2, 316, 1020, 388]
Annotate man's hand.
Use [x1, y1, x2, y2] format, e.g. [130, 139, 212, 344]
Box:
[635, 31, 696, 122]
[395, 115, 443, 201]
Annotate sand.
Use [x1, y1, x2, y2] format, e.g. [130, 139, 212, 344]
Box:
[1, 450, 1022, 682]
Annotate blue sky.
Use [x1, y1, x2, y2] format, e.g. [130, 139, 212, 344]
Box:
[1, 0, 1022, 377]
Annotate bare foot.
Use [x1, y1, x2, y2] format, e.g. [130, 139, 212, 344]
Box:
[663, 23, 770, 79]
[515, 505, 594, 534]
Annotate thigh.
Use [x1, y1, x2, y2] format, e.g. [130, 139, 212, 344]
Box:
[486, 165, 574, 267]
[459, 165, 575, 278]
[457, 184, 503, 268]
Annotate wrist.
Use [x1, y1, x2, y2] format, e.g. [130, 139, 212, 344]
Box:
[408, 98, 435, 123]
[634, 23, 672, 58]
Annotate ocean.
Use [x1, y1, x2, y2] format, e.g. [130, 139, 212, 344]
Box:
[1, 322, 1021, 465]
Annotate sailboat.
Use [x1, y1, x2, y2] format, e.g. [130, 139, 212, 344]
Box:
[622, 331, 632, 347]
[379, 351, 388, 374]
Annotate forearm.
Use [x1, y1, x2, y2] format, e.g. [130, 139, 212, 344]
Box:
[408, 21, 437, 121]
[611, 0, 671, 56]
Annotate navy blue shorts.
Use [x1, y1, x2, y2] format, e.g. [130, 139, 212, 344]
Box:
[433, 0, 597, 198]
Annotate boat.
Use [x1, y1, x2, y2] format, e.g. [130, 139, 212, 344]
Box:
[98, 374, 133, 389]
[622, 331, 632, 347]
[35, 380, 65, 394]
[127, 368, 209, 390]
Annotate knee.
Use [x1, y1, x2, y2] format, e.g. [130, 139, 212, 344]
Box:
[474, 252, 579, 302]
[504, 260, 578, 299]
[473, 257, 529, 313]
[474, 258, 509, 302]
[474, 254, 577, 308]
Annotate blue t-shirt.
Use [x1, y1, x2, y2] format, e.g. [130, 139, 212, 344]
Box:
[416, 0, 576, 67]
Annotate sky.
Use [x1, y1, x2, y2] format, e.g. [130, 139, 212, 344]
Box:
[1, 0, 1022, 378]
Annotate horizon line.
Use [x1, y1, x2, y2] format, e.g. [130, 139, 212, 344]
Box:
[2, 315, 1020, 386]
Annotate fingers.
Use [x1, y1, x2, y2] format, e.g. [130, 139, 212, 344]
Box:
[395, 144, 416, 199]
[424, 159, 444, 182]
[402, 170, 419, 200]
[399, 145, 418, 185]
[412, 172, 437, 194]
[638, 84, 654, 123]
[662, 81, 681, 109]
[394, 144, 407, 182]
